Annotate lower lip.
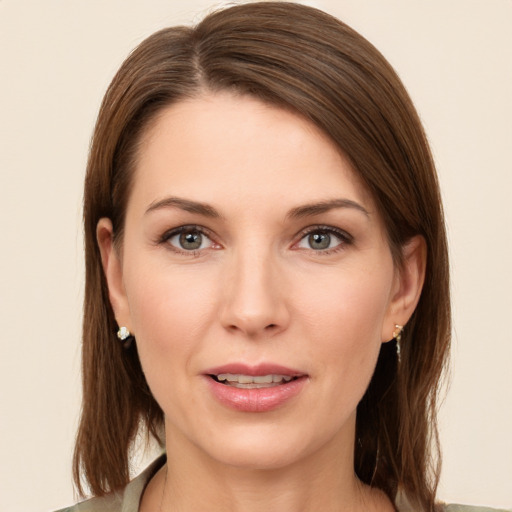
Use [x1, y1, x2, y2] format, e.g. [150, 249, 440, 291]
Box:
[205, 376, 307, 413]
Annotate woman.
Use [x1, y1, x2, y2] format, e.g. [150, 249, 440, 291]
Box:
[57, 2, 502, 511]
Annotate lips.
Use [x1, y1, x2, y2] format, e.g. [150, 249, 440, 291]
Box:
[203, 363, 308, 412]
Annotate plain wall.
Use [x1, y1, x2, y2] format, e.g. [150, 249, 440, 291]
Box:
[1, 1, 511, 510]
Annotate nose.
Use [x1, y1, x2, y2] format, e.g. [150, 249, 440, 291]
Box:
[219, 247, 290, 338]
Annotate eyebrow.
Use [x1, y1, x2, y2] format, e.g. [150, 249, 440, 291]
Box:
[286, 199, 370, 219]
[145, 196, 369, 220]
[145, 197, 222, 218]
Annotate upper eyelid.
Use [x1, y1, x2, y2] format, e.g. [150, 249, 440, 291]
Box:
[161, 224, 215, 240]
[296, 225, 353, 241]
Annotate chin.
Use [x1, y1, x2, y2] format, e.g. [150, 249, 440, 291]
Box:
[209, 437, 310, 471]
[189, 416, 351, 472]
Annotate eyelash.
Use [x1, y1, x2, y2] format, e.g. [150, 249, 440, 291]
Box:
[157, 224, 353, 256]
[295, 225, 353, 255]
[158, 225, 218, 257]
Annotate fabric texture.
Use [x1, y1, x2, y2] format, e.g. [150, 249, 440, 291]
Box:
[54, 456, 164, 512]
[55, 456, 510, 512]
[445, 507, 511, 512]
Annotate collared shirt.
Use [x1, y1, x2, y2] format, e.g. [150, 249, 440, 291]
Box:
[55, 456, 510, 512]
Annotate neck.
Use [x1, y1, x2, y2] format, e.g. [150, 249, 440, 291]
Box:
[141, 417, 394, 512]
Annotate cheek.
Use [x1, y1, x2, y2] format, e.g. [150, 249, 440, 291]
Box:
[121, 261, 221, 418]
[298, 264, 392, 343]
[122, 258, 219, 364]
[295, 262, 393, 384]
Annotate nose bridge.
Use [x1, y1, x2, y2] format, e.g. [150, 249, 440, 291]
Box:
[221, 241, 288, 336]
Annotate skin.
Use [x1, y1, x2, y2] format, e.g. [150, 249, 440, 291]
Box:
[98, 92, 425, 512]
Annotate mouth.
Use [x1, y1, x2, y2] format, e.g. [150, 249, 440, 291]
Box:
[204, 366, 308, 412]
[209, 373, 299, 389]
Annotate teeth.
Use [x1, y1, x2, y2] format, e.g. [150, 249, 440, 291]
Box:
[216, 373, 294, 388]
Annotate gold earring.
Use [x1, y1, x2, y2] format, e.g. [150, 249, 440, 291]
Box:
[392, 324, 403, 343]
[393, 324, 403, 362]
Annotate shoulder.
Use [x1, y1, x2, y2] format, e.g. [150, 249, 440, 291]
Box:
[444, 505, 511, 512]
[53, 492, 122, 512]
[53, 455, 166, 512]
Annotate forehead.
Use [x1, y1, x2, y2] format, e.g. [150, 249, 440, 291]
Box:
[130, 92, 375, 216]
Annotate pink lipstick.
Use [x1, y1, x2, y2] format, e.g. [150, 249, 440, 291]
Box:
[203, 363, 308, 413]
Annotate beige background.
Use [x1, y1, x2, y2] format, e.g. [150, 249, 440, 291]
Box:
[1, 1, 511, 510]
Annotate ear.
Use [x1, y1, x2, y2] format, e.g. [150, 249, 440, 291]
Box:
[382, 235, 426, 342]
[96, 218, 132, 329]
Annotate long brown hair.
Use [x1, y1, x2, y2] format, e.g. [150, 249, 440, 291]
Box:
[75, 3, 450, 510]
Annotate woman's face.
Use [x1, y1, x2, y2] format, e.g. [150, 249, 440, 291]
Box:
[100, 92, 422, 471]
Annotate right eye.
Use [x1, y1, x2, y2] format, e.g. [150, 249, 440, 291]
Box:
[163, 226, 215, 253]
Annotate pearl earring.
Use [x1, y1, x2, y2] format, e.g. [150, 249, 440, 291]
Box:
[117, 326, 134, 349]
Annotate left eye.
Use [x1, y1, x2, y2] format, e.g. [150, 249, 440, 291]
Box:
[167, 228, 213, 251]
[297, 229, 346, 251]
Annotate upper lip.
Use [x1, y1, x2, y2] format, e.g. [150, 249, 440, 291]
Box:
[204, 363, 306, 377]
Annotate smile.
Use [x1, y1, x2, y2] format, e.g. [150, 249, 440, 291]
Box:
[211, 373, 296, 388]
[204, 364, 308, 412]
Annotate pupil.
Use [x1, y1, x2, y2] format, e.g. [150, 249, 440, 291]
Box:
[179, 231, 202, 250]
[309, 232, 330, 250]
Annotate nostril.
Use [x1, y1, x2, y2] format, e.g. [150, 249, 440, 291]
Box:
[266, 323, 277, 329]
